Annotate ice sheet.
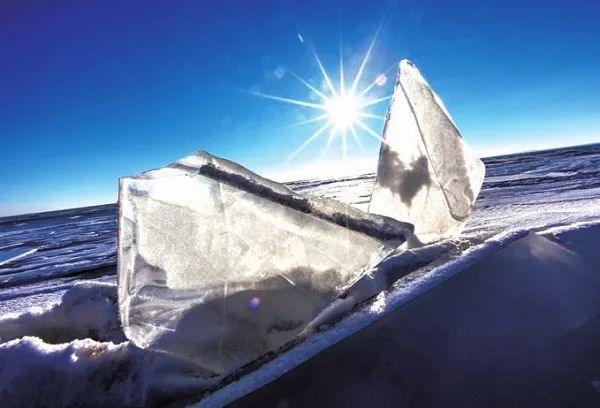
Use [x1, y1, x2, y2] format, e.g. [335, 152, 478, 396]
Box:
[118, 151, 412, 374]
[369, 60, 485, 244]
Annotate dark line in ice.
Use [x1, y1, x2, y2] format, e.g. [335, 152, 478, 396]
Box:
[172, 160, 412, 242]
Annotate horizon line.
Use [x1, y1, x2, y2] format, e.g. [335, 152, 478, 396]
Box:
[1, 141, 598, 219]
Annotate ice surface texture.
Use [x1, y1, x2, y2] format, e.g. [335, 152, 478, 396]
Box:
[369, 60, 485, 244]
[118, 151, 412, 374]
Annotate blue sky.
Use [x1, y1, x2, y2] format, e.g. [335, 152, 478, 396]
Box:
[1, 0, 599, 215]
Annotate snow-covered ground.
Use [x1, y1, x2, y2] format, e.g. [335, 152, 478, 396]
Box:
[0, 143, 599, 407]
[227, 223, 600, 408]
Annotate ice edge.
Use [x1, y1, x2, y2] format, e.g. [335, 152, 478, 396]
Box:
[155, 150, 414, 242]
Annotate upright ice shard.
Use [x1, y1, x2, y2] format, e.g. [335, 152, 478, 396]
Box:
[369, 60, 485, 245]
[118, 151, 412, 375]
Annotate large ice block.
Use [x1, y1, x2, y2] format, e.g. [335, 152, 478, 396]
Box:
[369, 60, 485, 245]
[118, 151, 412, 375]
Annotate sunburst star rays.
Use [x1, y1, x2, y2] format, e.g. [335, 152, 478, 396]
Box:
[250, 35, 391, 161]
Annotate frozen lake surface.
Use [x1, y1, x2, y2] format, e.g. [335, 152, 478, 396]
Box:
[0, 143, 599, 407]
[1, 144, 599, 313]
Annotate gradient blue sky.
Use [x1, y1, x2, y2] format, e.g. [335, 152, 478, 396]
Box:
[1, 0, 599, 215]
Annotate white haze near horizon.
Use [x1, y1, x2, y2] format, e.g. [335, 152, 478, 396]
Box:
[1, 134, 598, 218]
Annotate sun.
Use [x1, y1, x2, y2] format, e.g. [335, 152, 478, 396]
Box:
[325, 93, 360, 131]
[250, 29, 392, 160]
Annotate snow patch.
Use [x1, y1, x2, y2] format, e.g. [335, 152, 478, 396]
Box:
[0, 281, 124, 344]
[0, 336, 212, 407]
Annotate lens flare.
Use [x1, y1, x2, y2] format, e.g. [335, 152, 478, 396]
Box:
[248, 296, 261, 310]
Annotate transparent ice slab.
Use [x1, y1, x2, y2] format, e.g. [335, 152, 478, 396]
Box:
[369, 60, 485, 245]
[118, 151, 412, 375]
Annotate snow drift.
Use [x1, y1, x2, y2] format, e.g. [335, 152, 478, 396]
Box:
[0, 282, 212, 407]
[0, 336, 211, 408]
[0, 281, 124, 344]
